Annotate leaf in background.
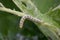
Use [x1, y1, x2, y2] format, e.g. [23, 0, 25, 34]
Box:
[32, 0, 60, 13]
[45, 5, 60, 27]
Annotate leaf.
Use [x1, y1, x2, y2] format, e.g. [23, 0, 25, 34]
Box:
[32, 0, 60, 13]
[45, 5, 60, 27]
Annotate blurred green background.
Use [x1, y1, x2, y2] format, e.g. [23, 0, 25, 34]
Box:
[0, 0, 60, 40]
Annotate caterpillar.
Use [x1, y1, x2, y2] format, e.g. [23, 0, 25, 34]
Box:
[19, 15, 42, 28]
[19, 15, 52, 28]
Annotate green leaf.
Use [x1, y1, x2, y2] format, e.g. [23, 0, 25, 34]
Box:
[32, 0, 60, 13]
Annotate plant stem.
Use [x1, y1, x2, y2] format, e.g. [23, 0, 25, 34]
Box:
[0, 7, 26, 16]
